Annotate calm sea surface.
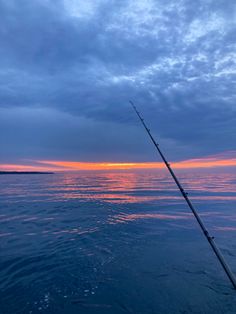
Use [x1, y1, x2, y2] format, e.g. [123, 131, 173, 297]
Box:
[1, 170, 236, 314]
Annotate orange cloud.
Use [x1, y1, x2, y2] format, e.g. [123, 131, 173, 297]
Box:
[36, 160, 163, 170]
[1, 152, 236, 172]
[173, 157, 236, 169]
[0, 163, 62, 172]
[37, 155, 236, 170]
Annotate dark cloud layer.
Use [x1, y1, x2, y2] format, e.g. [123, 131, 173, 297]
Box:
[0, 0, 235, 162]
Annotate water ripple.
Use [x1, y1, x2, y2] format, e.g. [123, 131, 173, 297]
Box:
[0, 170, 236, 313]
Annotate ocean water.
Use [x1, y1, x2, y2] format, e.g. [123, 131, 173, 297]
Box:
[0, 170, 236, 314]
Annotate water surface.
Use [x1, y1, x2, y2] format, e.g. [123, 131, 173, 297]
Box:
[1, 170, 236, 314]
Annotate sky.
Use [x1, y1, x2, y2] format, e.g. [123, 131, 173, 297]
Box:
[0, 0, 236, 171]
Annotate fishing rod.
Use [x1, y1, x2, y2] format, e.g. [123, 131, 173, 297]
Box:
[130, 100, 236, 289]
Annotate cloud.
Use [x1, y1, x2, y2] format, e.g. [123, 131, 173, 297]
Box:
[0, 106, 156, 162]
[0, 0, 235, 162]
[1, 150, 236, 172]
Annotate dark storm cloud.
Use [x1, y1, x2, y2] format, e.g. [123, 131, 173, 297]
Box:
[0, 0, 235, 162]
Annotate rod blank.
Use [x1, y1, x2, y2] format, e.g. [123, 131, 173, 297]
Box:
[130, 100, 236, 289]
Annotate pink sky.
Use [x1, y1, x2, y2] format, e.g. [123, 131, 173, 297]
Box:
[1, 151, 236, 172]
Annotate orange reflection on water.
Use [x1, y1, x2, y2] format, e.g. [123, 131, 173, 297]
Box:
[1, 167, 236, 204]
[45, 172, 178, 203]
[43, 171, 236, 203]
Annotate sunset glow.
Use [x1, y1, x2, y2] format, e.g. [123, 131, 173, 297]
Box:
[0, 163, 62, 172]
[1, 153, 236, 172]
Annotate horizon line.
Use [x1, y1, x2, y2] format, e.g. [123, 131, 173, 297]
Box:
[1, 155, 236, 172]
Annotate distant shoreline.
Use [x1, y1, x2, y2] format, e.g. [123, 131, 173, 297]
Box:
[0, 171, 54, 175]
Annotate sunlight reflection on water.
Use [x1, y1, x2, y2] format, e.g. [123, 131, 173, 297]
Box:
[1, 170, 236, 204]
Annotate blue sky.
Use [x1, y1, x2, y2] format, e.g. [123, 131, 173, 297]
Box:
[0, 0, 235, 164]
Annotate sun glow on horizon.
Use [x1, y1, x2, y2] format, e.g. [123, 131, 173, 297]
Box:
[1, 153, 236, 172]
